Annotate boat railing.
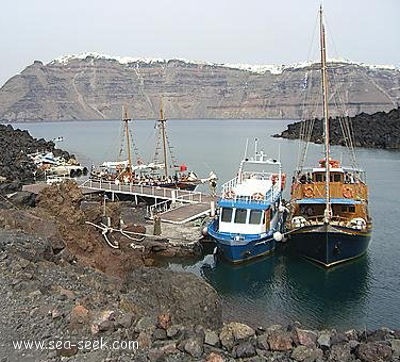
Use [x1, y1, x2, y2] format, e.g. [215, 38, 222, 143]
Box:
[221, 171, 277, 194]
[291, 214, 366, 229]
[222, 195, 271, 205]
[219, 183, 281, 205]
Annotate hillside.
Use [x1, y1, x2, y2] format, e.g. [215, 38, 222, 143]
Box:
[0, 54, 399, 121]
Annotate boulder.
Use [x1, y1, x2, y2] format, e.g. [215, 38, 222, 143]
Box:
[296, 328, 318, 348]
[267, 329, 293, 351]
[356, 342, 393, 362]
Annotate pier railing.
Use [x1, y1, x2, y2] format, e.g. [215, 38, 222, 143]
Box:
[80, 179, 203, 203]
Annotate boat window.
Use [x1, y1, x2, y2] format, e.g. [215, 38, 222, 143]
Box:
[221, 208, 233, 222]
[249, 210, 263, 224]
[234, 209, 248, 224]
[330, 173, 342, 182]
[340, 205, 356, 213]
[314, 173, 324, 182]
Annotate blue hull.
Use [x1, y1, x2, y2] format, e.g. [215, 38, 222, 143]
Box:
[289, 224, 371, 267]
[207, 222, 276, 263]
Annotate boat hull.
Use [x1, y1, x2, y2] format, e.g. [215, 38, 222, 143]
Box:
[289, 224, 371, 267]
[207, 222, 276, 263]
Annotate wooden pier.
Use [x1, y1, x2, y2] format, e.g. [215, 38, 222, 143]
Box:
[80, 179, 214, 225]
[22, 179, 215, 226]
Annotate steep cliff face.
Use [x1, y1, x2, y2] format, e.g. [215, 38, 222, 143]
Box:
[0, 55, 399, 121]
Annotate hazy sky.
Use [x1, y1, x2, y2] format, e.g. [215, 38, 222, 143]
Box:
[1, 0, 399, 86]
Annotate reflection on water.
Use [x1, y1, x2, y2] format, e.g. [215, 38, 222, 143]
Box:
[197, 250, 371, 330]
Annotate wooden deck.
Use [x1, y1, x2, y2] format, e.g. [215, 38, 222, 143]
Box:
[160, 196, 214, 224]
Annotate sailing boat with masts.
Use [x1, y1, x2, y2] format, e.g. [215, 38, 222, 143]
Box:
[286, 6, 372, 267]
[91, 104, 213, 190]
[150, 106, 203, 191]
[90, 106, 141, 183]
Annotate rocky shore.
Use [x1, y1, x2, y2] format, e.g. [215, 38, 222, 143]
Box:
[0, 124, 74, 186]
[1, 229, 400, 361]
[273, 107, 400, 150]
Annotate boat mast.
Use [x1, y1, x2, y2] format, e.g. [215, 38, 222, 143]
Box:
[123, 106, 133, 178]
[319, 6, 331, 223]
[159, 105, 169, 178]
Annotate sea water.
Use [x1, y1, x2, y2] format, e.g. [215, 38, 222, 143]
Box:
[13, 119, 400, 330]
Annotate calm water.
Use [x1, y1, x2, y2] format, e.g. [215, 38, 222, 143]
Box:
[12, 119, 400, 331]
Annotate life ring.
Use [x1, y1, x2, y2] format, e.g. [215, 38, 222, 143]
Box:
[343, 186, 354, 198]
[252, 192, 264, 201]
[224, 189, 235, 199]
[304, 186, 314, 198]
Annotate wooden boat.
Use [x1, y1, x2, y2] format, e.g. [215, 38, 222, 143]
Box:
[149, 106, 203, 191]
[207, 139, 286, 263]
[286, 7, 372, 267]
[90, 106, 213, 190]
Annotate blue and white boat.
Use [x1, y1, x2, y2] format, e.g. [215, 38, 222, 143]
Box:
[207, 140, 286, 263]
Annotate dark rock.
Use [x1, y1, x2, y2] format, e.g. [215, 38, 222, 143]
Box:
[345, 329, 359, 341]
[167, 324, 184, 339]
[257, 333, 270, 350]
[126, 267, 222, 330]
[233, 341, 257, 358]
[183, 337, 203, 358]
[0, 124, 72, 183]
[7, 191, 36, 207]
[98, 319, 114, 332]
[115, 312, 134, 329]
[366, 327, 394, 342]
[274, 107, 400, 150]
[329, 343, 352, 362]
[291, 345, 322, 361]
[153, 328, 168, 341]
[135, 316, 154, 332]
[331, 331, 349, 345]
[356, 342, 393, 362]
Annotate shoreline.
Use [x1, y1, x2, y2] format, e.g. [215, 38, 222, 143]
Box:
[1, 228, 399, 361]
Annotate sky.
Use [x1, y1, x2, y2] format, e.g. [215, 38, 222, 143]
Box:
[0, 0, 399, 87]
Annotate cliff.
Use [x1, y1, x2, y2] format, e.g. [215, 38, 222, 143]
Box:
[0, 54, 399, 121]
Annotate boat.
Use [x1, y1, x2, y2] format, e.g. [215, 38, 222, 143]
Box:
[207, 139, 287, 263]
[90, 105, 214, 190]
[29, 151, 88, 179]
[286, 6, 372, 267]
[148, 106, 204, 191]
